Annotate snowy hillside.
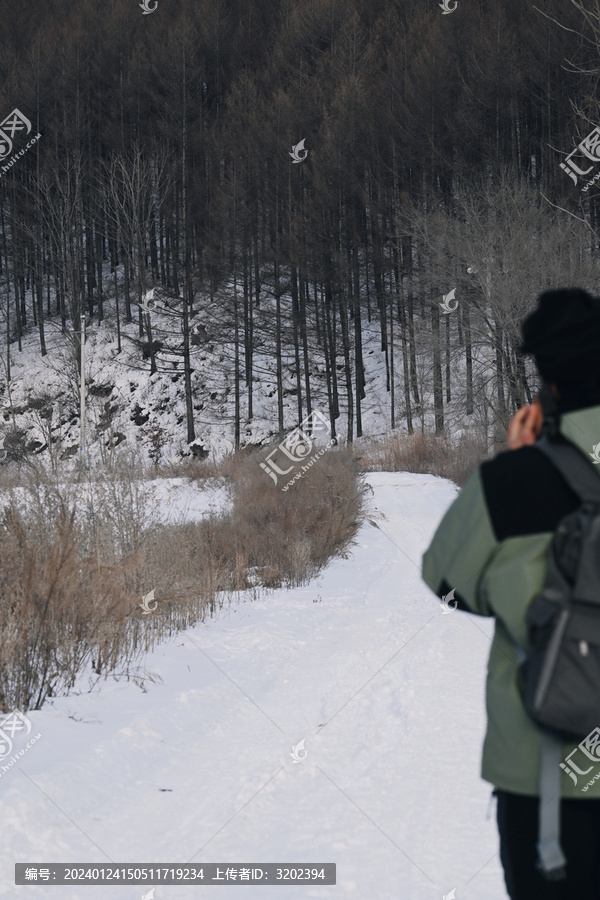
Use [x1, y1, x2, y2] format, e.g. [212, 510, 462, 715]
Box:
[0, 282, 475, 471]
[0, 473, 506, 900]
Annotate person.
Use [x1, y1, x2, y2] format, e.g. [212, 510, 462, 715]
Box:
[422, 288, 600, 899]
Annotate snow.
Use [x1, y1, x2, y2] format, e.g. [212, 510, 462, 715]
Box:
[3, 476, 232, 527]
[0, 271, 488, 472]
[135, 476, 233, 524]
[0, 473, 506, 899]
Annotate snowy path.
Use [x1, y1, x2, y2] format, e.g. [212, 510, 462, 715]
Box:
[0, 474, 506, 899]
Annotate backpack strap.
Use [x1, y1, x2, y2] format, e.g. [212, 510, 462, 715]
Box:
[537, 731, 567, 880]
[537, 436, 600, 504]
[537, 435, 600, 606]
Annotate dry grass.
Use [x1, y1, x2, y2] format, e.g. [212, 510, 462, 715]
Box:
[355, 430, 488, 487]
[155, 453, 224, 482]
[221, 446, 366, 587]
[0, 446, 367, 712]
[0, 484, 141, 712]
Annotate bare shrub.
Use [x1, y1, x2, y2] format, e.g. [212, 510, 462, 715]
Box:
[141, 447, 367, 601]
[0, 446, 367, 712]
[0, 485, 140, 712]
[159, 453, 222, 482]
[222, 447, 367, 587]
[356, 431, 487, 487]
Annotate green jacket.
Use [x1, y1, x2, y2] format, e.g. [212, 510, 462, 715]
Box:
[422, 404, 600, 798]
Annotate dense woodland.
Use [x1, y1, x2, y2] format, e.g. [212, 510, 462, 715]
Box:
[1, 0, 600, 454]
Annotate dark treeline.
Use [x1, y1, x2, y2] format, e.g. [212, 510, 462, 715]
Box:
[0, 0, 599, 452]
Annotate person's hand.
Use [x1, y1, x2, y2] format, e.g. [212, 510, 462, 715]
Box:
[506, 399, 544, 450]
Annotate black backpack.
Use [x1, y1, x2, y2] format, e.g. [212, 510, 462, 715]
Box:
[512, 435, 600, 881]
[519, 436, 600, 740]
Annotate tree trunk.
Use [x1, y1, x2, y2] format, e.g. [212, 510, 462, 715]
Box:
[431, 298, 444, 434]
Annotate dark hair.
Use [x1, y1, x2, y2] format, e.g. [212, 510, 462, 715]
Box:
[551, 369, 600, 413]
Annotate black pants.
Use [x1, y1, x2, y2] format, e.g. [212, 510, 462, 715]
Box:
[496, 789, 600, 899]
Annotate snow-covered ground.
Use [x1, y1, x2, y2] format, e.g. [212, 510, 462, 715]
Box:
[0, 473, 506, 900]
[4, 476, 232, 525]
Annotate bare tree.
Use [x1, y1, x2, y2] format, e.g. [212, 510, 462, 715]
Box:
[404, 168, 597, 450]
[103, 144, 172, 376]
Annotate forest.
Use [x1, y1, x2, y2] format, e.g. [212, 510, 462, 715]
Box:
[1, 0, 600, 457]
